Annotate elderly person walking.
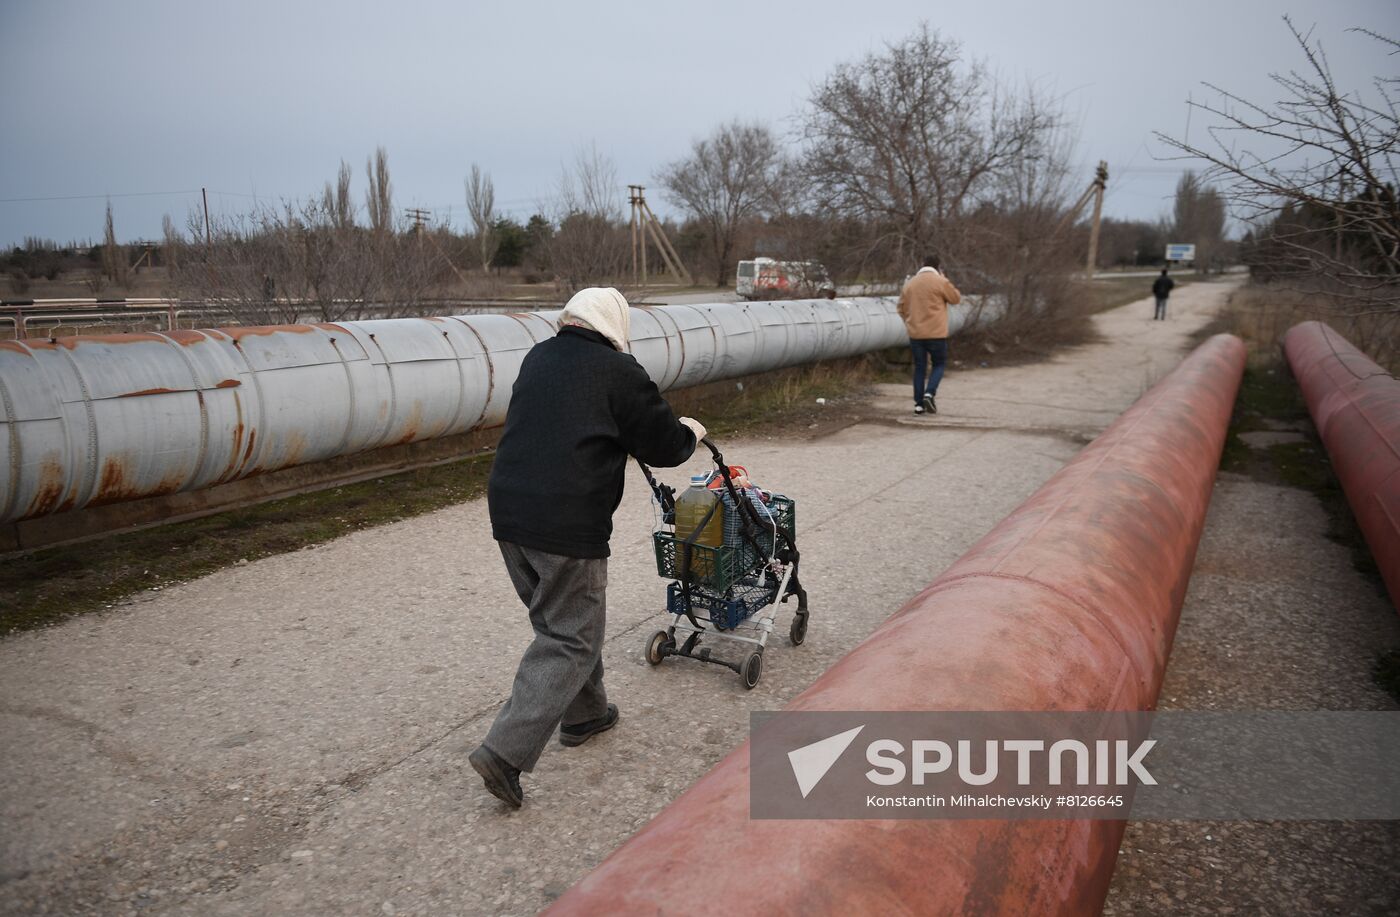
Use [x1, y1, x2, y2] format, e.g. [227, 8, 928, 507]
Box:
[469, 287, 706, 808]
[897, 254, 962, 415]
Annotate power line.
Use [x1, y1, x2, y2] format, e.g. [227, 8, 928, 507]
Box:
[0, 189, 202, 204]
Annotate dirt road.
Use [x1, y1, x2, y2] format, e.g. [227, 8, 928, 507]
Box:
[3, 280, 1278, 916]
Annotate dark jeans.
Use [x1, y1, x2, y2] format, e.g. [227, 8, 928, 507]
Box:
[910, 338, 948, 403]
[1154, 296, 1168, 320]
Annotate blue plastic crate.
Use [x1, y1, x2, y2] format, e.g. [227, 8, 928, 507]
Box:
[667, 578, 779, 630]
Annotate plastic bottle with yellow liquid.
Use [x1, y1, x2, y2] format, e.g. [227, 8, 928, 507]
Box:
[673, 474, 724, 580]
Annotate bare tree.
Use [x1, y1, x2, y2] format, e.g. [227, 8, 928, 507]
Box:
[161, 214, 181, 271]
[101, 201, 127, 286]
[797, 23, 1060, 270]
[657, 121, 785, 286]
[961, 118, 1080, 327]
[365, 147, 394, 236]
[1157, 18, 1399, 314]
[466, 163, 499, 272]
[173, 155, 446, 324]
[1170, 171, 1227, 271]
[323, 161, 354, 231]
[543, 146, 630, 295]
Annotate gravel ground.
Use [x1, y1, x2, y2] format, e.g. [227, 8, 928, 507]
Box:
[1102, 475, 1400, 915]
[2, 279, 1343, 917]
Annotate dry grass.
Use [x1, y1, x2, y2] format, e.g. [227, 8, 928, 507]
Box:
[1212, 283, 1398, 373]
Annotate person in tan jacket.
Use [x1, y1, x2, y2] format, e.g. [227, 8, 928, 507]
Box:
[896, 254, 962, 414]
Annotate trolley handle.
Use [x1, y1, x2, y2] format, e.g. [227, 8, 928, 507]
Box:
[636, 460, 676, 521]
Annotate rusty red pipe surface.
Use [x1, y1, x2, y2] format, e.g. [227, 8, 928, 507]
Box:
[548, 334, 1246, 916]
[1283, 321, 1400, 610]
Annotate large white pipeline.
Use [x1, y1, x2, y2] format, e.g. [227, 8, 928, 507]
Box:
[0, 296, 966, 524]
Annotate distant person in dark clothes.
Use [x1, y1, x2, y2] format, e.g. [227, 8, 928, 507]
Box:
[897, 254, 962, 415]
[1152, 268, 1175, 320]
[469, 287, 705, 809]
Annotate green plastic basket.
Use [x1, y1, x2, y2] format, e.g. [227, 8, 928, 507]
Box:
[653, 495, 794, 591]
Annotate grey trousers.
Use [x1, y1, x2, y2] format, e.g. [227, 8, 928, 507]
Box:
[483, 541, 609, 772]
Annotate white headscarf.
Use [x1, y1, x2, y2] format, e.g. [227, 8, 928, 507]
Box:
[560, 287, 631, 352]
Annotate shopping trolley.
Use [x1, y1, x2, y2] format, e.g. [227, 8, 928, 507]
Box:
[638, 438, 809, 689]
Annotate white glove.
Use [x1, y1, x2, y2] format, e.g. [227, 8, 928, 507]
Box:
[679, 416, 707, 446]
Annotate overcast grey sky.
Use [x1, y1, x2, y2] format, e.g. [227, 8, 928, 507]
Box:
[1, 0, 1396, 248]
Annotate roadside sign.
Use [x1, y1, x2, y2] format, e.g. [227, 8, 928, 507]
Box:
[1165, 243, 1196, 262]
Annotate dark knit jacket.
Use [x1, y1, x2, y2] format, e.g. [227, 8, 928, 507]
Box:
[488, 326, 696, 558]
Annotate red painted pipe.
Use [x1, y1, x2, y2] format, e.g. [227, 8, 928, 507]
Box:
[548, 334, 1245, 916]
[1284, 321, 1400, 610]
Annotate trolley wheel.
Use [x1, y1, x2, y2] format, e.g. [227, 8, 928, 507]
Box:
[740, 649, 763, 689]
[646, 630, 671, 666]
[789, 611, 808, 646]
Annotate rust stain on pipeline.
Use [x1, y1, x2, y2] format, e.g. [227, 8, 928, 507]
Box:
[96, 456, 132, 501]
[396, 402, 425, 445]
[117, 387, 180, 397]
[26, 457, 68, 516]
[279, 431, 309, 468]
[54, 332, 170, 348]
[164, 329, 208, 346]
[219, 392, 246, 483]
[88, 457, 185, 506]
[215, 324, 322, 342]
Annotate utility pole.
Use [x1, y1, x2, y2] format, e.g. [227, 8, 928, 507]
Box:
[1085, 161, 1108, 276]
[629, 185, 641, 284]
[1053, 161, 1109, 275]
[628, 185, 692, 287]
[201, 187, 212, 247]
[405, 207, 431, 235]
[406, 207, 469, 286]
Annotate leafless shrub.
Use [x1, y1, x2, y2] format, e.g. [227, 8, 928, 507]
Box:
[83, 270, 107, 295]
[171, 151, 448, 324]
[7, 270, 31, 295]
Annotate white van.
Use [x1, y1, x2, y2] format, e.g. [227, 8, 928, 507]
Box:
[736, 258, 835, 300]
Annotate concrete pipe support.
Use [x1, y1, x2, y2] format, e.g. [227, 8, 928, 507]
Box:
[548, 334, 1246, 916]
[1283, 321, 1400, 610]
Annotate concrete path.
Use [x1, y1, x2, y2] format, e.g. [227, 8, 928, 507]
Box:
[3, 282, 1237, 916]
